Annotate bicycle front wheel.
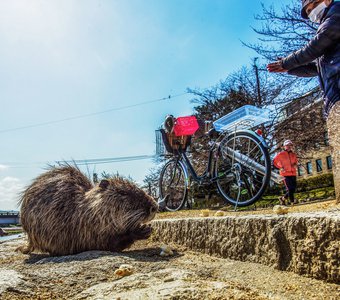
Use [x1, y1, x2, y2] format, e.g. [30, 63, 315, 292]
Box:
[214, 130, 271, 207]
[159, 159, 188, 211]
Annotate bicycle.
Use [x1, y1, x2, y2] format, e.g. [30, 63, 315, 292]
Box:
[158, 105, 274, 212]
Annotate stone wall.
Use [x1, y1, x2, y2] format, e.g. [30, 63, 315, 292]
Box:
[152, 212, 339, 283]
[327, 101, 340, 204]
[298, 146, 333, 179]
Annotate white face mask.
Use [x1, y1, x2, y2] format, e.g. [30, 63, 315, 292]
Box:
[308, 2, 328, 23]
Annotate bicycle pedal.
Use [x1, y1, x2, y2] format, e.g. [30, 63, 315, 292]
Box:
[214, 173, 234, 182]
[217, 173, 234, 182]
[226, 174, 234, 180]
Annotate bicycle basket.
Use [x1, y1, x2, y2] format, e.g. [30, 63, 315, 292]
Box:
[213, 105, 270, 132]
[160, 129, 191, 154]
[173, 116, 199, 136]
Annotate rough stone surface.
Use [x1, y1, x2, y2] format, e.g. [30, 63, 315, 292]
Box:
[1, 237, 339, 299]
[327, 100, 340, 203]
[151, 211, 340, 283]
[0, 269, 23, 294]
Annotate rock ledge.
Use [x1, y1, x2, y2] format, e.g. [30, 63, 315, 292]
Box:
[152, 211, 339, 283]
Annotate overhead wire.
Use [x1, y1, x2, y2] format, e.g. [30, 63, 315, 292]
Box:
[57, 155, 156, 166]
[1, 90, 187, 167]
[0, 92, 188, 134]
[2, 154, 157, 168]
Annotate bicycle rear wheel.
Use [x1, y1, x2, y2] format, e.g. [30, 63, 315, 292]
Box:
[214, 130, 271, 207]
[159, 159, 188, 211]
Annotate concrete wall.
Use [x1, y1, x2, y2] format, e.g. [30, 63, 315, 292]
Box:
[152, 212, 339, 283]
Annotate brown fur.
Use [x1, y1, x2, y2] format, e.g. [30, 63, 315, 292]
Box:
[19, 165, 158, 256]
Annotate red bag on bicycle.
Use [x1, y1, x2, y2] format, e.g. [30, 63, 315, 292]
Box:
[173, 116, 199, 136]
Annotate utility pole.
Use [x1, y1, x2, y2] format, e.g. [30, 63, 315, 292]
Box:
[253, 57, 262, 106]
[253, 57, 266, 139]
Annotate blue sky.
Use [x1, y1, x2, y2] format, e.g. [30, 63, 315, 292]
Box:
[0, 0, 293, 210]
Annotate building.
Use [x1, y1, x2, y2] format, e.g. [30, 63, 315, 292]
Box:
[274, 89, 333, 179]
[0, 210, 20, 226]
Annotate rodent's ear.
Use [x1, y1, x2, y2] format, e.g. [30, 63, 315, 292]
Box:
[99, 179, 110, 189]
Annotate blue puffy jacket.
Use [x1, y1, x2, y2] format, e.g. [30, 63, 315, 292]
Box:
[282, 1, 340, 117]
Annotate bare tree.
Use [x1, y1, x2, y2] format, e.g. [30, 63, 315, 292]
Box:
[244, 0, 319, 98]
[244, 0, 328, 156]
[190, 65, 289, 131]
[145, 1, 328, 197]
[142, 166, 162, 198]
[272, 89, 328, 160]
[245, 0, 317, 60]
[186, 65, 286, 175]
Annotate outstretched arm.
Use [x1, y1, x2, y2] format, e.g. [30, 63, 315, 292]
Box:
[267, 6, 340, 74]
[282, 13, 340, 70]
[287, 63, 318, 77]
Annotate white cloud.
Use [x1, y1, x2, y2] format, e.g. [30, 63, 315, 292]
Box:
[0, 165, 8, 171]
[0, 1, 132, 76]
[0, 177, 24, 211]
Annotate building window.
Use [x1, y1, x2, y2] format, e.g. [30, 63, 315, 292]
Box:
[326, 156, 332, 169]
[298, 166, 304, 176]
[316, 159, 323, 172]
[324, 132, 329, 146]
[306, 162, 313, 175]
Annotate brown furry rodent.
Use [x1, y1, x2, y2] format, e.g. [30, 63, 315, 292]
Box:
[18, 165, 158, 256]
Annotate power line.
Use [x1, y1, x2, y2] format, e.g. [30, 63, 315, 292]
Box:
[2, 154, 157, 168]
[0, 92, 188, 134]
[57, 155, 156, 166]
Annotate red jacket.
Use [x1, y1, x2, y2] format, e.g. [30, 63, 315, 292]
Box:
[273, 150, 298, 177]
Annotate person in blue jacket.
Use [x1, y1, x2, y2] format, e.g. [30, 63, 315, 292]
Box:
[267, 0, 340, 203]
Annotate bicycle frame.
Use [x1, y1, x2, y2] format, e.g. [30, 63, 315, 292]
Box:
[175, 130, 227, 184]
[179, 150, 214, 183]
[159, 128, 274, 211]
[175, 129, 279, 184]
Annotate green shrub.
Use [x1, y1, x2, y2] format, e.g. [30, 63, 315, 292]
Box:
[265, 183, 283, 195]
[265, 173, 334, 195]
[296, 173, 334, 192]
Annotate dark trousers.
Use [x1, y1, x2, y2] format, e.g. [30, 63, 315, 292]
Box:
[283, 176, 297, 203]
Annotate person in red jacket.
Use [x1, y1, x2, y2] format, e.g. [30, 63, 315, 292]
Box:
[273, 140, 299, 205]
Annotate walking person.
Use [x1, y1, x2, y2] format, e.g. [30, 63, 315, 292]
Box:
[267, 0, 340, 203]
[273, 140, 298, 205]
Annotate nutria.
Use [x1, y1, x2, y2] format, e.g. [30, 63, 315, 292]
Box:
[18, 165, 158, 256]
